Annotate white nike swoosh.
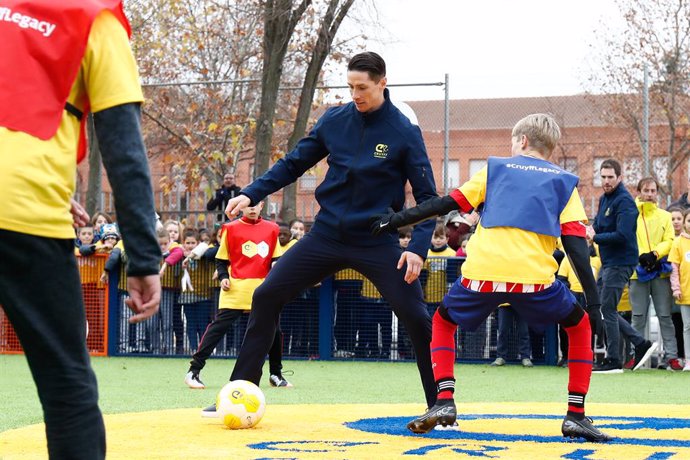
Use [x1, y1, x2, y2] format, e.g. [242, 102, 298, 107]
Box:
[379, 222, 388, 228]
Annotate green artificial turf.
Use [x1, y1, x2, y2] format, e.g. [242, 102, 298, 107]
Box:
[1, 354, 686, 432]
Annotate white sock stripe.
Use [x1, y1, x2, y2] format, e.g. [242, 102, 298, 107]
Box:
[568, 396, 585, 404]
[438, 381, 455, 389]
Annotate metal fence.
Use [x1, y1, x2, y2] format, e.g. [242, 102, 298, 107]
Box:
[1, 257, 558, 365]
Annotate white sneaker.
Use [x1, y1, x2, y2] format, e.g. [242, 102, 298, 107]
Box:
[184, 371, 205, 389]
[683, 362, 690, 372]
[269, 374, 293, 387]
[434, 421, 460, 431]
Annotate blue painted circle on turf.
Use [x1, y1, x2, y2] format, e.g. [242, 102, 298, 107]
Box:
[345, 414, 690, 448]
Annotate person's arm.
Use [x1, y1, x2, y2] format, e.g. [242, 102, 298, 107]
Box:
[654, 213, 676, 258]
[104, 247, 122, 273]
[94, 103, 160, 277]
[561, 225, 601, 310]
[164, 245, 185, 266]
[78, 244, 97, 256]
[240, 113, 331, 206]
[671, 262, 681, 299]
[401, 128, 440, 260]
[216, 258, 230, 281]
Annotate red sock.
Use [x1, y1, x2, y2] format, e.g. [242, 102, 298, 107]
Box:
[431, 310, 458, 399]
[564, 312, 593, 415]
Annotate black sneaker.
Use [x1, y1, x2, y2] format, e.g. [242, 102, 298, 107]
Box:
[561, 414, 613, 442]
[592, 358, 623, 374]
[407, 398, 457, 434]
[200, 403, 217, 418]
[633, 341, 658, 371]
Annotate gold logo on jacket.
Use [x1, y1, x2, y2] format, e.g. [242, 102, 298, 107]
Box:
[373, 144, 389, 159]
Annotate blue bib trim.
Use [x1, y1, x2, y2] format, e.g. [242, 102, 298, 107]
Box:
[481, 156, 579, 237]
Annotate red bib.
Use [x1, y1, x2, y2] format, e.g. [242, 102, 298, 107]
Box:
[0, 0, 130, 161]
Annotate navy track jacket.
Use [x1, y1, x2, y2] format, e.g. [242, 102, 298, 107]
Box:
[241, 89, 438, 259]
[592, 183, 639, 267]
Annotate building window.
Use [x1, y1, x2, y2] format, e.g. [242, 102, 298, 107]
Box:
[443, 160, 460, 190]
[592, 158, 607, 187]
[624, 158, 642, 187]
[469, 159, 487, 180]
[559, 157, 578, 175]
[653, 156, 668, 182]
[300, 174, 317, 191]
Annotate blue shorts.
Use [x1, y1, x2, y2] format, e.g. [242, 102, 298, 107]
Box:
[442, 279, 577, 333]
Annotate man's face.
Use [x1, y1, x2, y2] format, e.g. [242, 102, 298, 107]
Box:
[638, 181, 658, 203]
[600, 167, 622, 194]
[347, 70, 386, 113]
[223, 174, 235, 187]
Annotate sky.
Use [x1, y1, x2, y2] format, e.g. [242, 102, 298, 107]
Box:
[330, 0, 624, 101]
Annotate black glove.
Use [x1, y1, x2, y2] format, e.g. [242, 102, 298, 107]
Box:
[638, 251, 657, 270]
[369, 195, 461, 237]
[369, 208, 403, 236]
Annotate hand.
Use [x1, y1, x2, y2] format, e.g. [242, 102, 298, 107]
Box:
[638, 251, 657, 269]
[397, 251, 423, 284]
[159, 263, 167, 276]
[125, 275, 161, 323]
[225, 195, 251, 219]
[70, 199, 89, 229]
[585, 225, 596, 240]
[369, 208, 401, 236]
[100, 272, 108, 283]
[466, 211, 480, 226]
[673, 290, 682, 300]
[220, 278, 230, 291]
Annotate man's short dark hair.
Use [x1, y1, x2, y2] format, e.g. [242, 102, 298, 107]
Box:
[600, 159, 622, 177]
[347, 52, 386, 82]
[637, 176, 659, 192]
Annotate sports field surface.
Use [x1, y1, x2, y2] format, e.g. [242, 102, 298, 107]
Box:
[1, 355, 689, 458]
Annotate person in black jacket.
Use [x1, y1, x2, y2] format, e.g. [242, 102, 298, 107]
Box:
[206, 172, 242, 222]
[208, 52, 439, 415]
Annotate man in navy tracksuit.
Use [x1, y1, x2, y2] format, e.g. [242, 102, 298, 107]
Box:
[588, 159, 656, 373]
[214, 52, 438, 412]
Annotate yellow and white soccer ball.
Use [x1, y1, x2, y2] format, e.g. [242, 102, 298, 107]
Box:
[216, 380, 266, 429]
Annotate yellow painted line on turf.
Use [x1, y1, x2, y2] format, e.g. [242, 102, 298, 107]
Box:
[1, 403, 689, 459]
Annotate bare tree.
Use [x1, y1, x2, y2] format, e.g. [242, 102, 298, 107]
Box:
[587, 0, 690, 200]
[280, 0, 356, 222]
[253, 0, 311, 184]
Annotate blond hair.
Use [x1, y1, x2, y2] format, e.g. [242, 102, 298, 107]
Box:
[512, 113, 561, 155]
